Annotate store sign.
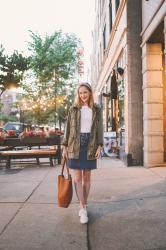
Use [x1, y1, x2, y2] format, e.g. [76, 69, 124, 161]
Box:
[103, 131, 118, 157]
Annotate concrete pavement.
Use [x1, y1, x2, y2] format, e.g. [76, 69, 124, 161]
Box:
[0, 158, 166, 250]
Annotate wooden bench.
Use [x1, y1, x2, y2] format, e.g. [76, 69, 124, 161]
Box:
[0, 149, 58, 168]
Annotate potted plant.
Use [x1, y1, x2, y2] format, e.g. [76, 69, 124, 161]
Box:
[19, 129, 47, 143]
[6, 130, 17, 138]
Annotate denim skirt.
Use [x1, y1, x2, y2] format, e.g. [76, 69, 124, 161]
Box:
[68, 133, 97, 170]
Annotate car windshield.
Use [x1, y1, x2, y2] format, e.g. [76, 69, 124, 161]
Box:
[5, 124, 22, 131]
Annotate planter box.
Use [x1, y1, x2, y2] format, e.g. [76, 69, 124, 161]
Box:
[48, 134, 59, 138]
[6, 136, 18, 138]
[0, 139, 5, 146]
[21, 136, 47, 144]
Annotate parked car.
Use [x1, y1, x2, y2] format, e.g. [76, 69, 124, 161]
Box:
[3, 122, 28, 136]
[0, 127, 7, 133]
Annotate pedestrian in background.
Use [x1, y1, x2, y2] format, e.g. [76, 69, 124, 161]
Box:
[62, 82, 103, 224]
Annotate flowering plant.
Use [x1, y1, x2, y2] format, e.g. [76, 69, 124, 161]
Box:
[19, 130, 46, 139]
[19, 129, 47, 143]
[22, 131, 35, 137]
[35, 130, 46, 137]
[7, 130, 17, 137]
[49, 129, 64, 135]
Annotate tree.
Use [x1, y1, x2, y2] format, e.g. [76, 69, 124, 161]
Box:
[28, 31, 80, 82]
[21, 30, 80, 126]
[0, 46, 30, 95]
[0, 47, 29, 124]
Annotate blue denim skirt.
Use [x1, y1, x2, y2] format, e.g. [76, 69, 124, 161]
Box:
[68, 133, 97, 170]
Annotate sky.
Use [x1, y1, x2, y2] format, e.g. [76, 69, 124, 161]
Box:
[0, 0, 95, 80]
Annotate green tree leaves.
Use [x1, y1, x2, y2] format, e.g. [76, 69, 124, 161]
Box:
[0, 46, 29, 92]
[0, 30, 80, 127]
[28, 30, 80, 83]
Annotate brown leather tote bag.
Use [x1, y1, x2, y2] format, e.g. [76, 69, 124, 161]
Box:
[58, 158, 73, 208]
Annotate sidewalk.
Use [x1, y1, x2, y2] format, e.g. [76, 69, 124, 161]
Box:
[0, 158, 166, 250]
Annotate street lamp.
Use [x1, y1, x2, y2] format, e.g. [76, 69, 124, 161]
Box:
[16, 113, 20, 121]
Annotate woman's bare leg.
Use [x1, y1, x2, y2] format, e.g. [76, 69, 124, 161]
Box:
[73, 169, 85, 209]
[83, 170, 91, 205]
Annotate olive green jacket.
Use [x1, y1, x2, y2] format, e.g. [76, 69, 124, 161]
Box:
[62, 104, 103, 160]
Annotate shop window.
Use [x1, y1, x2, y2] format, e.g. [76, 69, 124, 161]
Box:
[116, 52, 125, 130]
[103, 25, 106, 54]
[118, 78, 124, 129]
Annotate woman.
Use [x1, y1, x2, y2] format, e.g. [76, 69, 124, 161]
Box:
[62, 82, 103, 224]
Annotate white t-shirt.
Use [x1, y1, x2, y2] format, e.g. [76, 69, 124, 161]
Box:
[80, 106, 92, 133]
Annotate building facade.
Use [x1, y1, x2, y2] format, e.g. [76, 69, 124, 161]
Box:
[91, 0, 143, 165]
[91, 0, 166, 167]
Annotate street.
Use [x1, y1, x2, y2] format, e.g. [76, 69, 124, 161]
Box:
[0, 159, 166, 250]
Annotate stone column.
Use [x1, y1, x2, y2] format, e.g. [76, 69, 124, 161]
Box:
[142, 43, 163, 167]
[126, 0, 143, 165]
[164, 17, 166, 74]
[163, 17, 166, 161]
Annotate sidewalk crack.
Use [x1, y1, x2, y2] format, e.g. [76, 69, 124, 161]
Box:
[87, 222, 91, 250]
[148, 168, 166, 179]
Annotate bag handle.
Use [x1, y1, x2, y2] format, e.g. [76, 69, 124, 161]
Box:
[61, 157, 71, 177]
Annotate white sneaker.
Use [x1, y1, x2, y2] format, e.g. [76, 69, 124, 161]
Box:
[79, 205, 88, 217]
[79, 208, 88, 224]
[79, 209, 82, 217]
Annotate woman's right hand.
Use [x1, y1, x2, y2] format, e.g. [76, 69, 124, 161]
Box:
[62, 146, 68, 159]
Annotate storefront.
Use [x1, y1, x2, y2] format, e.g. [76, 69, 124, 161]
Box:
[101, 53, 125, 158]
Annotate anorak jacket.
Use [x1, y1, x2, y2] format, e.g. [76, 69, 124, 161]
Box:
[62, 104, 103, 160]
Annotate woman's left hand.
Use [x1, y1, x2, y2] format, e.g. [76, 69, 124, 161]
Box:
[95, 146, 102, 159]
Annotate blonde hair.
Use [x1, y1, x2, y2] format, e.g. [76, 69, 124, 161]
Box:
[74, 82, 95, 108]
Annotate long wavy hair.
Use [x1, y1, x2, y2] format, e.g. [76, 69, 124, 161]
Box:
[74, 82, 95, 108]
